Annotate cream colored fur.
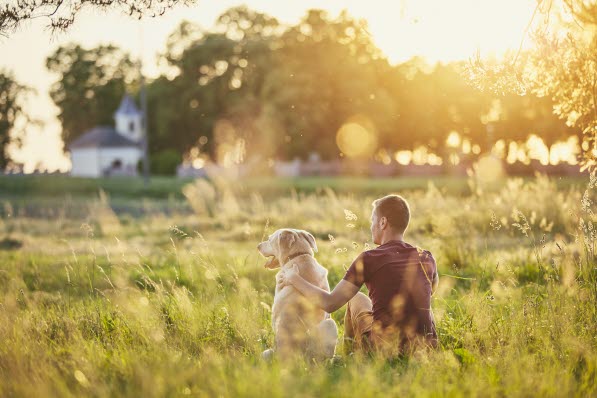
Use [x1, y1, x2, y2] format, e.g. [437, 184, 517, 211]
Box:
[257, 228, 338, 361]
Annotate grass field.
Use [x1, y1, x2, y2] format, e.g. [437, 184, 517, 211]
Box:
[0, 174, 595, 397]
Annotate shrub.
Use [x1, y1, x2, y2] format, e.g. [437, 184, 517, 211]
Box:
[149, 149, 181, 176]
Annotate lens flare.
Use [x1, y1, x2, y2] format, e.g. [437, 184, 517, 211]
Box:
[473, 155, 504, 181]
[336, 115, 378, 159]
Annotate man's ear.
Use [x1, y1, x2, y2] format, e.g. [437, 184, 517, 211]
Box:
[298, 230, 318, 252]
[380, 216, 388, 230]
[278, 230, 296, 251]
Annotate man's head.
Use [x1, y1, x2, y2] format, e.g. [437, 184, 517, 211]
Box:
[370, 194, 410, 245]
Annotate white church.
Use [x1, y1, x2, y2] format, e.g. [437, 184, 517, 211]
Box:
[68, 95, 144, 177]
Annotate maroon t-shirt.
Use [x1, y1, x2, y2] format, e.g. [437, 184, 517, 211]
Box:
[343, 240, 438, 348]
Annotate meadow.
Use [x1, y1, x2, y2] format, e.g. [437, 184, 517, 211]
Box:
[0, 173, 595, 397]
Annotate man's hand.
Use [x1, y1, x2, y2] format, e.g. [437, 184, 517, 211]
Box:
[277, 263, 299, 289]
[431, 269, 439, 295]
[277, 262, 360, 313]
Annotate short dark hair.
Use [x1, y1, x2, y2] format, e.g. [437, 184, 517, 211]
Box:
[372, 194, 410, 233]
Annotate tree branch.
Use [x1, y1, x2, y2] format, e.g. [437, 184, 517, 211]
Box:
[0, 0, 198, 36]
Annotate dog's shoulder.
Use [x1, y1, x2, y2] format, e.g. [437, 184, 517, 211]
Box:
[295, 256, 327, 284]
[295, 255, 324, 271]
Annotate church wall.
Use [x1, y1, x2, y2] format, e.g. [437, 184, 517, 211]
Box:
[70, 148, 101, 177]
[98, 147, 143, 176]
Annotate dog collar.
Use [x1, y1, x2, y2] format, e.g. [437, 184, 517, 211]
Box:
[283, 252, 311, 266]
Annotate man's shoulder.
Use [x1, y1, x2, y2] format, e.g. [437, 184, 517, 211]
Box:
[379, 241, 436, 263]
[360, 242, 436, 261]
[415, 246, 435, 257]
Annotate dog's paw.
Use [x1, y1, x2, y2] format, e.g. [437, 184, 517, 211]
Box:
[328, 354, 345, 367]
[261, 348, 275, 363]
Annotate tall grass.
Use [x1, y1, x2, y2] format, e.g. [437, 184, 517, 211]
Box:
[0, 174, 595, 397]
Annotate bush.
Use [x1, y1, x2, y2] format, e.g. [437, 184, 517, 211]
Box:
[149, 149, 182, 176]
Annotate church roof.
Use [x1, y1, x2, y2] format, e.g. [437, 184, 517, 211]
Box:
[115, 94, 141, 116]
[69, 126, 140, 149]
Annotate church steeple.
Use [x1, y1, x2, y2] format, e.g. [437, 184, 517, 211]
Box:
[114, 94, 143, 142]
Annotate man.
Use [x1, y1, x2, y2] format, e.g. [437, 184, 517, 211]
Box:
[278, 194, 439, 355]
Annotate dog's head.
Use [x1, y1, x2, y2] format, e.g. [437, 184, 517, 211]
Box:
[257, 228, 318, 269]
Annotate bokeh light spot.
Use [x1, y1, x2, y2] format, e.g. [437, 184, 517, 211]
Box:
[336, 115, 378, 159]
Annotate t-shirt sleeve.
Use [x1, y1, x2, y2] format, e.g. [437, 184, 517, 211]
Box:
[422, 250, 437, 282]
[343, 252, 367, 287]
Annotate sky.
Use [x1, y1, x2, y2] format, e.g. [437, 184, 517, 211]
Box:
[0, 0, 537, 172]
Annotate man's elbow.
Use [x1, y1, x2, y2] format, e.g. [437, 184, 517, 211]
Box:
[322, 302, 338, 313]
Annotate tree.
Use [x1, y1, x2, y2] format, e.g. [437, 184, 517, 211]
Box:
[466, 0, 597, 170]
[0, 70, 30, 170]
[0, 0, 196, 36]
[527, 14, 597, 169]
[142, 5, 582, 165]
[149, 8, 280, 159]
[264, 9, 394, 160]
[46, 44, 137, 146]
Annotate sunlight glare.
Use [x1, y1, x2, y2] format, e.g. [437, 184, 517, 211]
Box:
[395, 150, 412, 165]
[366, 0, 538, 64]
[446, 131, 461, 148]
[336, 115, 378, 159]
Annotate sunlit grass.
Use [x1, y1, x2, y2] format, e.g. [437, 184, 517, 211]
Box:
[0, 174, 595, 397]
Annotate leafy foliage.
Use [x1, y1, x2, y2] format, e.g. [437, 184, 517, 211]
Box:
[0, 0, 197, 35]
[44, 6, 584, 165]
[465, 0, 597, 170]
[150, 149, 182, 175]
[0, 70, 30, 170]
[145, 7, 576, 162]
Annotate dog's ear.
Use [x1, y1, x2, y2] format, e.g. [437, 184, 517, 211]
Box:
[298, 230, 318, 253]
[278, 230, 296, 251]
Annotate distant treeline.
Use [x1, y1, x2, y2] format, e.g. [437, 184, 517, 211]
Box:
[46, 6, 579, 167]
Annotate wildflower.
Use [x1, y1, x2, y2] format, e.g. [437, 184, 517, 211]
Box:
[512, 210, 530, 237]
[344, 209, 358, 221]
[80, 223, 94, 238]
[328, 234, 336, 245]
[490, 212, 501, 230]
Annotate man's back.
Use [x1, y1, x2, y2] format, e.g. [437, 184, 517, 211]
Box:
[343, 239, 438, 351]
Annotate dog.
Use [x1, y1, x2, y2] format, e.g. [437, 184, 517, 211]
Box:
[257, 228, 338, 361]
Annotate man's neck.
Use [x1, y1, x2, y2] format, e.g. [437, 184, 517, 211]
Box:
[379, 233, 404, 246]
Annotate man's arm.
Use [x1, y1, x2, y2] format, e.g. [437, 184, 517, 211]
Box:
[278, 264, 359, 313]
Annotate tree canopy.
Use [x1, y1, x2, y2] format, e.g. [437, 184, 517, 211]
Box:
[466, 0, 597, 170]
[43, 5, 584, 169]
[0, 70, 29, 170]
